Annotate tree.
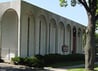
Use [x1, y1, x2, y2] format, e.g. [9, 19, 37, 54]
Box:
[59, 0, 98, 71]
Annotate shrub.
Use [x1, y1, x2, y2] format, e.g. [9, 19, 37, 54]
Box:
[11, 54, 84, 67]
[24, 57, 34, 67]
[44, 54, 61, 65]
[11, 57, 24, 65]
[32, 55, 44, 68]
[44, 54, 84, 66]
[11, 56, 45, 68]
[60, 54, 84, 62]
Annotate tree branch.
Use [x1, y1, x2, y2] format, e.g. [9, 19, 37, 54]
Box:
[88, 0, 91, 8]
[78, 0, 91, 13]
[91, 0, 97, 14]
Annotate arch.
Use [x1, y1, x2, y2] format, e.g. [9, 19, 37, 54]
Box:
[72, 26, 77, 54]
[20, 10, 35, 57]
[78, 28, 82, 53]
[38, 15, 47, 55]
[1, 9, 18, 60]
[27, 15, 35, 56]
[66, 24, 71, 53]
[58, 22, 65, 54]
[49, 19, 57, 54]
[78, 28, 81, 37]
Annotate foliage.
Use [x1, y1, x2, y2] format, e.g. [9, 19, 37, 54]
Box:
[50, 61, 84, 68]
[95, 33, 98, 43]
[11, 54, 84, 67]
[59, 0, 98, 70]
[11, 57, 24, 65]
[23, 57, 34, 67]
[44, 54, 61, 65]
[11, 55, 44, 68]
[96, 20, 98, 30]
[44, 54, 84, 66]
[32, 55, 44, 68]
[59, 0, 67, 7]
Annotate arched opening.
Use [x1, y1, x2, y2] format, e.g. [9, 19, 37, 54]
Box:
[39, 15, 47, 55]
[1, 9, 18, 60]
[27, 15, 35, 56]
[72, 27, 77, 54]
[49, 19, 57, 54]
[78, 28, 82, 53]
[58, 22, 65, 54]
[66, 24, 71, 53]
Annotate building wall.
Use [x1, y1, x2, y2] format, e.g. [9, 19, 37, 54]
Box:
[20, 1, 86, 57]
[1, 9, 18, 61]
[0, 0, 21, 61]
[0, 0, 86, 61]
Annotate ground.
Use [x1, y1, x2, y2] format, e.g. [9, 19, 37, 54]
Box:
[0, 63, 67, 71]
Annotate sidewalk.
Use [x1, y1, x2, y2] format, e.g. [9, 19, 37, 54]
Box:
[0, 63, 68, 71]
[0, 62, 85, 71]
[45, 62, 98, 71]
[0, 62, 98, 71]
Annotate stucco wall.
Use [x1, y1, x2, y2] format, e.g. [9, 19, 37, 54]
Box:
[0, 0, 21, 61]
[0, 0, 86, 61]
[20, 1, 86, 57]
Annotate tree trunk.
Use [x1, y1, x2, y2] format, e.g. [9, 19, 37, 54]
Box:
[85, 15, 96, 71]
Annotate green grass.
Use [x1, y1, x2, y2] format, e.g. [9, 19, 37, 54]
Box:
[68, 64, 98, 71]
[68, 68, 84, 71]
[68, 68, 98, 71]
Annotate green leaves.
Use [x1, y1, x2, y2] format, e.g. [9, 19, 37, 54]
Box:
[71, 0, 76, 6]
[96, 20, 98, 30]
[59, 0, 68, 7]
[59, 0, 78, 7]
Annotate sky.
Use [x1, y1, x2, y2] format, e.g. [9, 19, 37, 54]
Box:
[0, 0, 88, 26]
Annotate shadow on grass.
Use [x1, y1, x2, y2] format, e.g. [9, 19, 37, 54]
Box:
[49, 62, 98, 71]
[67, 64, 98, 71]
[49, 61, 84, 68]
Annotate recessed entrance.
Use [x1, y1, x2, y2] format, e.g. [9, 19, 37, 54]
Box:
[1, 9, 18, 61]
[72, 27, 76, 54]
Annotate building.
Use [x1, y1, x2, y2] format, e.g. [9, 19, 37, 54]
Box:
[0, 0, 86, 61]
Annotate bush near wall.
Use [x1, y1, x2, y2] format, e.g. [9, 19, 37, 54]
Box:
[11, 54, 84, 67]
[44, 54, 62, 65]
[44, 54, 84, 66]
[11, 55, 44, 68]
[11, 57, 24, 65]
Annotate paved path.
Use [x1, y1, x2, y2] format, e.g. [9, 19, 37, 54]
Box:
[0, 63, 68, 71]
[0, 62, 98, 71]
[0, 63, 34, 71]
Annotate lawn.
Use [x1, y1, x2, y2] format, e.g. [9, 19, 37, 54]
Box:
[68, 64, 98, 71]
[68, 68, 84, 71]
[68, 68, 98, 71]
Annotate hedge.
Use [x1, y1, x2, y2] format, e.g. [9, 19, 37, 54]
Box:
[11, 54, 84, 67]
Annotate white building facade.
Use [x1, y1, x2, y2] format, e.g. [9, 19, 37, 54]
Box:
[0, 0, 86, 61]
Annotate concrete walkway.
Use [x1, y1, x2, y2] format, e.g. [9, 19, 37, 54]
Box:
[0, 63, 68, 71]
[0, 62, 98, 71]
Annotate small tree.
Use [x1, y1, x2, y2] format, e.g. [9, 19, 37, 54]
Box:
[59, 0, 98, 71]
